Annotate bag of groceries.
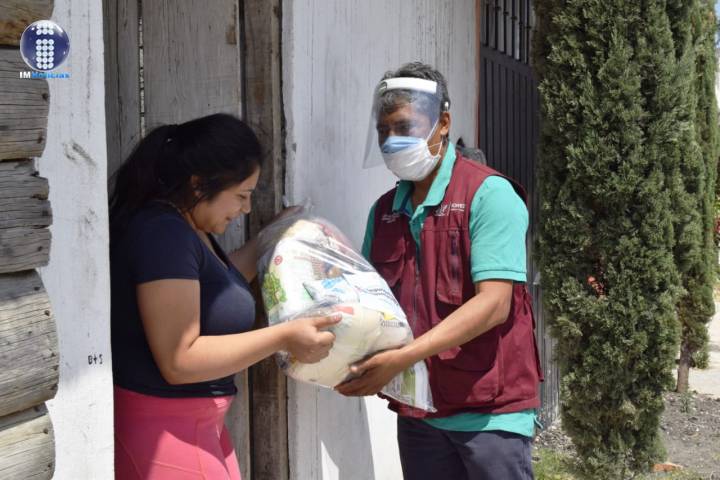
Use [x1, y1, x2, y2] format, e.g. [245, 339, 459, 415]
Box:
[257, 209, 434, 412]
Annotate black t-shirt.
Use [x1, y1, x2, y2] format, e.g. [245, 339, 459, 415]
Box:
[111, 203, 256, 397]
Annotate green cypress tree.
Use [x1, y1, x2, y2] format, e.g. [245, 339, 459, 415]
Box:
[675, 0, 719, 392]
[663, 0, 707, 391]
[533, 1, 682, 476]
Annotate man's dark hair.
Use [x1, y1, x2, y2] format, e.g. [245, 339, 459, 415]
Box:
[378, 62, 451, 119]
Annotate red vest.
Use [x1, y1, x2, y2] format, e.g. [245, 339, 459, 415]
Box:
[370, 151, 543, 418]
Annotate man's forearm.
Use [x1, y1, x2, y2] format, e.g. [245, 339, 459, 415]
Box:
[396, 285, 512, 368]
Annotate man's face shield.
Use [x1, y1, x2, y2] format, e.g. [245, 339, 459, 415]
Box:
[363, 77, 445, 168]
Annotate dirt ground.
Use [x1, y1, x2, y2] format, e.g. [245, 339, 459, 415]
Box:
[533, 297, 720, 478]
[660, 392, 720, 478]
[533, 392, 720, 478]
[686, 301, 720, 398]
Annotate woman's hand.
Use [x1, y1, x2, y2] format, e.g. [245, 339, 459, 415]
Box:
[283, 314, 341, 363]
[138, 279, 339, 384]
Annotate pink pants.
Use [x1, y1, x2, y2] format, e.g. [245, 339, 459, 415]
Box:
[114, 386, 242, 480]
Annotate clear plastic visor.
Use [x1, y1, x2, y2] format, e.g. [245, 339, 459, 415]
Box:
[363, 79, 442, 168]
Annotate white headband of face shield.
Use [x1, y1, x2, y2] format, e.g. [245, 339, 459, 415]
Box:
[375, 77, 450, 111]
[377, 77, 437, 95]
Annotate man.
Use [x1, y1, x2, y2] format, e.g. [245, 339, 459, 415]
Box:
[336, 62, 542, 479]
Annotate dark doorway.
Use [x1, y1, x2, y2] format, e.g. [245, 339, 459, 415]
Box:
[477, 0, 558, 425]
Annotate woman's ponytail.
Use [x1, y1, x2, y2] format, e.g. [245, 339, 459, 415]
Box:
[109, 124, 177, 236]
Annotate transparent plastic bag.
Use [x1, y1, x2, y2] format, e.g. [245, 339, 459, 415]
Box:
[257, 208, 435, 412]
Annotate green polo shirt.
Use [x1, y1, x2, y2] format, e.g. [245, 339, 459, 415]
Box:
[362, 144, 535, 437]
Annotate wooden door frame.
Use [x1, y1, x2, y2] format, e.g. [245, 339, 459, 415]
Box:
[241, 1, 289, 479]
[103, 1, 289, 478]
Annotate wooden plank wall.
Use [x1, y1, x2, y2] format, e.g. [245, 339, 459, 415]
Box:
[104, 1, 287, 478]
[102, 0, 140, 180]
[0, 5, 58, 480]
[0, 1, 53, 46]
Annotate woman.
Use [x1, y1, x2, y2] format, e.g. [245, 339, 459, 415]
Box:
[110, 113, 338, 479]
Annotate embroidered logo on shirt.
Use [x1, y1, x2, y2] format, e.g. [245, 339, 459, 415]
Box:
[381, 212, 401, 224]
[435, 203, 466, 217]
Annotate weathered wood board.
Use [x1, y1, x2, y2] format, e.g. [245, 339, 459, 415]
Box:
[141, 0, 242, 129]
[0, 1, 54, 47]
[243, 1, 288, 479]
[0, 404, 55, 479]
[102, 0, 141, 178]
[0, 160, 51, 228]
[0, 271, 58, 418]
[0, 49, 49, 161]
[0, 227, 50, 274]
[0, 161, 51, 273]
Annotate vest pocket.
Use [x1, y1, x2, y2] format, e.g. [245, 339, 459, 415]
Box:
[435, 229, 464, 306]
[432, 329, 503, 405]
[370, 235, 406, 288]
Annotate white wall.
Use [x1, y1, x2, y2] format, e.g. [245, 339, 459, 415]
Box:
[282, 2, 478, 478]
[36, 2, 114, 479]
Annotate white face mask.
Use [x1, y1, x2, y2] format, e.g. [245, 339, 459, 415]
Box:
[380, 128, 444, 181]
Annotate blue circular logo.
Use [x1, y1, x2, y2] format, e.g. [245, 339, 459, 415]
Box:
[19, 20, 70, 72]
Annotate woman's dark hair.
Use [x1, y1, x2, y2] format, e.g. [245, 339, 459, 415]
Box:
[109, 113, 262, 236]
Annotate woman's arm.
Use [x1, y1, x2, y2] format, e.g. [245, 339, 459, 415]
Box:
[137, 278, 339, 385]
[229, 206, 303, 282]
[228, 236, 259, 282]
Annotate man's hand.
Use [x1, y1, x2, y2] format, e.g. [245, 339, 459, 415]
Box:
[335, 349, 408, 397]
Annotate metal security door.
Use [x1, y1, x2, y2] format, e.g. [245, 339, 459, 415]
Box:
[478, 0, 558, 424]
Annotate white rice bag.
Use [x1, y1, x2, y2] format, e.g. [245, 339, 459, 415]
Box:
[257, 212, 435, 412]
